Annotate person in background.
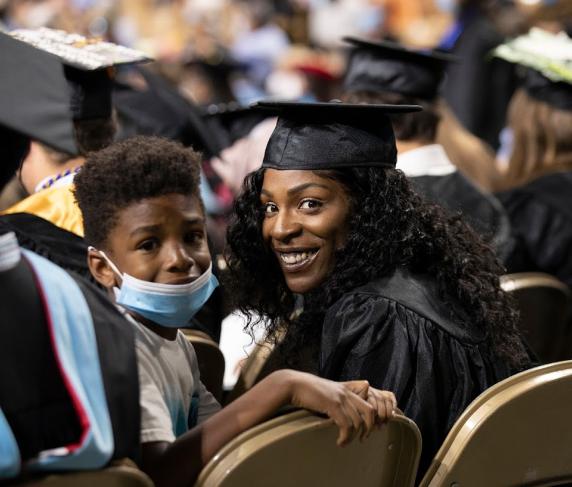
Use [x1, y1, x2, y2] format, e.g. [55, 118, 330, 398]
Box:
[439, 0, 524, 150]
[0, 28, 147, 237]
[341, 37, 513, 262]
[493, 29, 572, 290]
[205, 103, 277, 196]
[74, 135, 397, 487]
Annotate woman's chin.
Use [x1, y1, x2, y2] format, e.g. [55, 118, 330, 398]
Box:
[284, 275, 323, 295]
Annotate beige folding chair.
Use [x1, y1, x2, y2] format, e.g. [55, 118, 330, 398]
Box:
[195, 409, 421, 487]
[184, 330, 225, 402]
[14, 464, 153, 487]
[419, 360, 572, 487]
[501, 272, 572, 363]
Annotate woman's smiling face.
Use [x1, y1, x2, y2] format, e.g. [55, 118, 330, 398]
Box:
[261, 169, 351, 294]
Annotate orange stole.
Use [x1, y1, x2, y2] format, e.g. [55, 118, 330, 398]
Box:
[3, 183, 84, 237]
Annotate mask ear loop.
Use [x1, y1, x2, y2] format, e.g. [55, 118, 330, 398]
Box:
[87, 246, 123, 287]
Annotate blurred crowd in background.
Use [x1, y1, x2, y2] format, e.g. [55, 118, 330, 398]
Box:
[2, 0, 570, 110]
[1, 0, 571, 252]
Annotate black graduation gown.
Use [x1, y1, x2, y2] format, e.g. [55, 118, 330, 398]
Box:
[0, 248, 141, 465]
[498, 171, 572, 289]
[0, 212, 91, 280]
[319, 267, 515, 476]
[410, 172, 513, 262]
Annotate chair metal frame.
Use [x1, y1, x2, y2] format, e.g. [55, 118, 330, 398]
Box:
[500, 272, 571, 295]
[501, 272, 572, 362]
[419, 360, 572, 487]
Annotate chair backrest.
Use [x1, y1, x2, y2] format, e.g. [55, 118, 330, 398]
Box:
[14, 464, 153, 487]
[195, 409, 421, 487]
[419, 360, 572, 487]
[501, 272, 572, 362]
[184, 330, 225, 402]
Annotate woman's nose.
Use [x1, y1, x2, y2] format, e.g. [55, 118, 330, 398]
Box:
[269, 209, 303, 242]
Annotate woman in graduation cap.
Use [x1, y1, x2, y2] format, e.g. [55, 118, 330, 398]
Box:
[493, 30, 572, 291]
[225, 100, 531, 475]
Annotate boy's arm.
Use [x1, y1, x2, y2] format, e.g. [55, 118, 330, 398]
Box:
[141, 369, 395, 487]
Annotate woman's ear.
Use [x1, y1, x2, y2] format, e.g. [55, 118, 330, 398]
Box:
[87, 247, 117, 289]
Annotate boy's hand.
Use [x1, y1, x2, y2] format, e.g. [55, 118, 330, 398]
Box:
[283, 371, 395, 447]
[341, 381, 397, 429]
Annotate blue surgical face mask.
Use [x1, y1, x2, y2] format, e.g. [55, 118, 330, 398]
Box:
[90, 247, 218, 328]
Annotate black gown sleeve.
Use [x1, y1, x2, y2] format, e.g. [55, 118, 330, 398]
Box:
[319, 292, 511, 475]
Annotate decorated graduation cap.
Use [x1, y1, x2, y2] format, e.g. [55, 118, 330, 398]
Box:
[0, 28, 150, 155]
[492, 28, 572, 111]
[343, 37, 457, 100]
[523, 68, 572, 110]
[255, 100, 421, 170]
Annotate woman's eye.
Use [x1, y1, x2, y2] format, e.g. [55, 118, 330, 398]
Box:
[264, 202, 278, 214]
[300, 199, 322, 210]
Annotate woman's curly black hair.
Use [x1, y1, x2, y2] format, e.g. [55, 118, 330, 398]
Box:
[74, 135, 202, 248]
[226, 166, 528, 369]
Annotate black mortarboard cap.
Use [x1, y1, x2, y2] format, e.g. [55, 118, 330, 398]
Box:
[343, 37, 457, 100]
[0, 28, 149, 155]
[0, 126, 30, 190]
[255, 100, 421, 170]
[523, 68, 572, 110]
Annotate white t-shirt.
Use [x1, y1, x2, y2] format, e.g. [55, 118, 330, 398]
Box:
[126, 314, 221, 444]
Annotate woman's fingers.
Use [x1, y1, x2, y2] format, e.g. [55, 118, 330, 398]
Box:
[369, 390, 397, 424]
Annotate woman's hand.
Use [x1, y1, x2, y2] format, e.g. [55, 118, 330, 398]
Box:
[281, 371, 396, 446]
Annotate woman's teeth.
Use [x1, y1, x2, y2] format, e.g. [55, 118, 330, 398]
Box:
[280, 250, 316, 264]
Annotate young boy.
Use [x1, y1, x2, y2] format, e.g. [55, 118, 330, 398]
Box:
[74, 136, 396, 487]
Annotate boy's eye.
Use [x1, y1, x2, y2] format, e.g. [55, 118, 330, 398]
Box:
[264, 202, 278, 214]
[185, 231, 205, 244]
[299, 199, 322, 210]
[138, 238, 158, 252]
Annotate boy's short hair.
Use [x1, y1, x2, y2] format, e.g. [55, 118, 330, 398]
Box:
[74, 135, 202, 248]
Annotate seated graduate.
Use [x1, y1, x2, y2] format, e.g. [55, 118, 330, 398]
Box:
[0, 29, 138, 236]
[73, 135, 397, 487]
[0, 126, 139, 479]
[341, 37, 513, 262]
[0, 30, 128, 279]
[492, 29, 572, 290]
[225, 101, 532, 475]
